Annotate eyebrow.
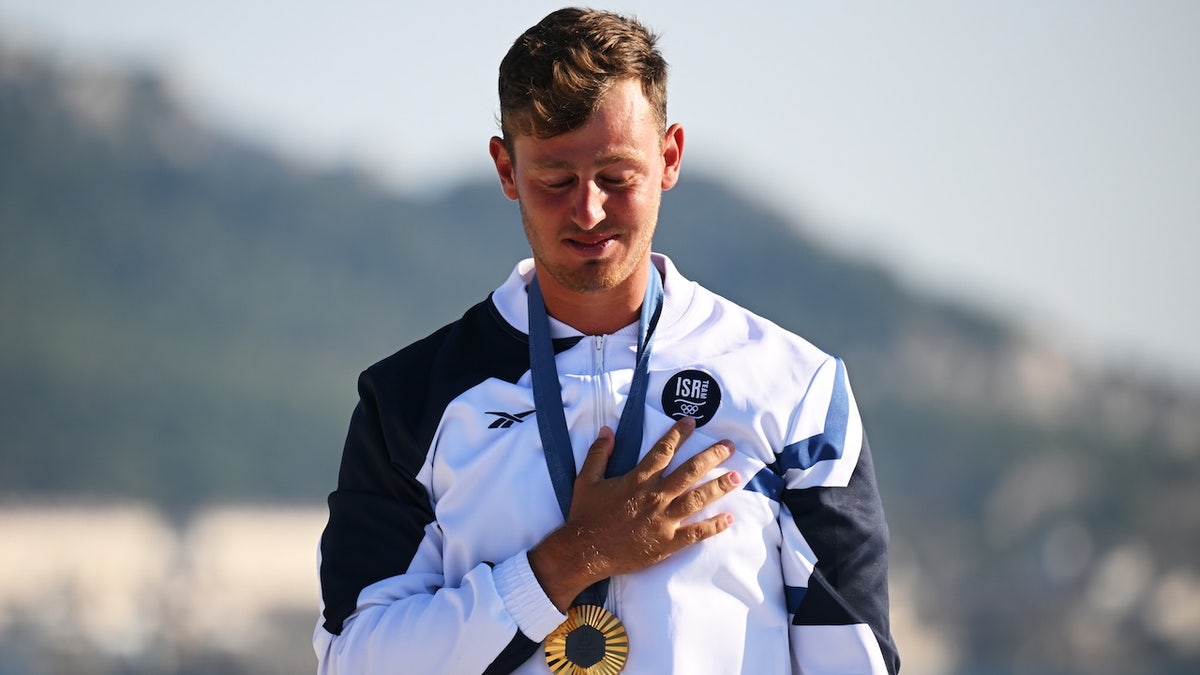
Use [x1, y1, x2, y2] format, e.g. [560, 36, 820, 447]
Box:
[530, 152, 643, 171]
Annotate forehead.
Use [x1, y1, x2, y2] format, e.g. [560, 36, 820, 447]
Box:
[512, 79, 662, 170]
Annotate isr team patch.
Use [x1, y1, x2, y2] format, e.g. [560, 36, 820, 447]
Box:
[661, 369, 721, 427]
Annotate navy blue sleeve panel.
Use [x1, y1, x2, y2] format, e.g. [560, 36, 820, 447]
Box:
[483, 633, 540, 674]
[783, 435, 901, 675]
[319, 297, 533, 637]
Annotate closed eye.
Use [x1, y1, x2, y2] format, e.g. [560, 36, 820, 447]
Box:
[601, 174, 638, 189]
[543, 177, 575, 190]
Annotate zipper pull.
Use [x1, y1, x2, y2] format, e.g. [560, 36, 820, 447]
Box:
[592, 335, 605, 371]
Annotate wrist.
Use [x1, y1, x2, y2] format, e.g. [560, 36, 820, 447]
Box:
[528, 525, 606, 611]
[492, 552, 567, 640]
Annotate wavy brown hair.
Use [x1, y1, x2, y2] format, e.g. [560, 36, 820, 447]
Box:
[498, 7, 668, 144]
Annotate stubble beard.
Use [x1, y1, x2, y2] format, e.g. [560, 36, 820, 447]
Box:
[521, 209, 657, 295]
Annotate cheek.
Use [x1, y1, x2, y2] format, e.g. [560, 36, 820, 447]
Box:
[617, 188, 660, 220]
[516, 198, 563, 233]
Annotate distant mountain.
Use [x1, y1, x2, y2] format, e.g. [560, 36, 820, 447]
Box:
[2, 44, 1197, 673]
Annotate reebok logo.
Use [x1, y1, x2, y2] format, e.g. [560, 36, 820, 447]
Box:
[486, 410, 535, 429]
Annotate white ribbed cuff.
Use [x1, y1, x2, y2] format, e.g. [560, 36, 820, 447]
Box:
[493, 549, 567, 641]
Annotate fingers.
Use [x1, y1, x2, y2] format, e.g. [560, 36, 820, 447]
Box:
[672, 512, 735, 548]
[658, 436, 734, 494]
[635, 416, 696, 476]
[563, 419, 740, 576]
[666, 469, 741, 520]
[577, 426, 615, 483]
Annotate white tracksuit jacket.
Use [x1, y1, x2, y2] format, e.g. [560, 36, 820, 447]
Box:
[315, 254, 899, 674]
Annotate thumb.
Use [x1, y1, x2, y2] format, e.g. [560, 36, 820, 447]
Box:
[577, 426, 615, 484]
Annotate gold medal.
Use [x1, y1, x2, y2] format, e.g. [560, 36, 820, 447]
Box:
[544, 604, 629, 674]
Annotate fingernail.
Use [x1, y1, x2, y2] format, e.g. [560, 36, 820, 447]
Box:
[728, 471, 741, 486]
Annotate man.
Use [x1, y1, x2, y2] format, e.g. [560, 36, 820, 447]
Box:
[315, 7, 899, 674]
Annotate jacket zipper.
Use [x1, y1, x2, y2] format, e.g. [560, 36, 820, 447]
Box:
[590, 334, 624, 617]
[591, 335, 608, 437]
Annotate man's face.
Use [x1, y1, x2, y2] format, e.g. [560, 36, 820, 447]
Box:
[490, 79, 683, 302]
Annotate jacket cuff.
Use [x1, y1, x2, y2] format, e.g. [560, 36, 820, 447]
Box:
[493, 549, 567, 641]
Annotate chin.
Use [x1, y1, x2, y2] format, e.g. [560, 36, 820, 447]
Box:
[555, 262, 625, 294]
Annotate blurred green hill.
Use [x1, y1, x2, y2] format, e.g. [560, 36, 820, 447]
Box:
[1, 45, 1198, 672]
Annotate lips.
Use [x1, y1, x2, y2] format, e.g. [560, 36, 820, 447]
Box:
[564, 234, 618, 257]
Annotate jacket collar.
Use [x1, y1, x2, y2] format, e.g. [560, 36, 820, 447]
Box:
[492, 253, 695, 340]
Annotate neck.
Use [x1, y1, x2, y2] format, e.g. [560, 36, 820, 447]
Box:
[537, 264, 651, 336]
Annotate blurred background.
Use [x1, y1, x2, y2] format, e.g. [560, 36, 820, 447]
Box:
[1, 1, 1197, 673]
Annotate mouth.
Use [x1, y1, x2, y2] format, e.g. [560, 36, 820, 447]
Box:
[564, 234, 618, 257]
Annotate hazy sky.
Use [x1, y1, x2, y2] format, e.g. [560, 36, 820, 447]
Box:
[4, 0, 1198, 385]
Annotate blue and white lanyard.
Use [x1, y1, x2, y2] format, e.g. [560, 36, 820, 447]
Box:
[527, 266, 664, 607]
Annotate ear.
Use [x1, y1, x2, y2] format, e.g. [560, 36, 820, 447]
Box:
[489, 136, 520, 201]
[660, 123, 685, 191]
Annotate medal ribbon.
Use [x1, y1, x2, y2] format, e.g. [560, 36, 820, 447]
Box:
[528, 265, 664, 608]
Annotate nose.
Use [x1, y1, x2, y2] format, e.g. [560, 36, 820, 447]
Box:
[571, 181, 606, 230]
